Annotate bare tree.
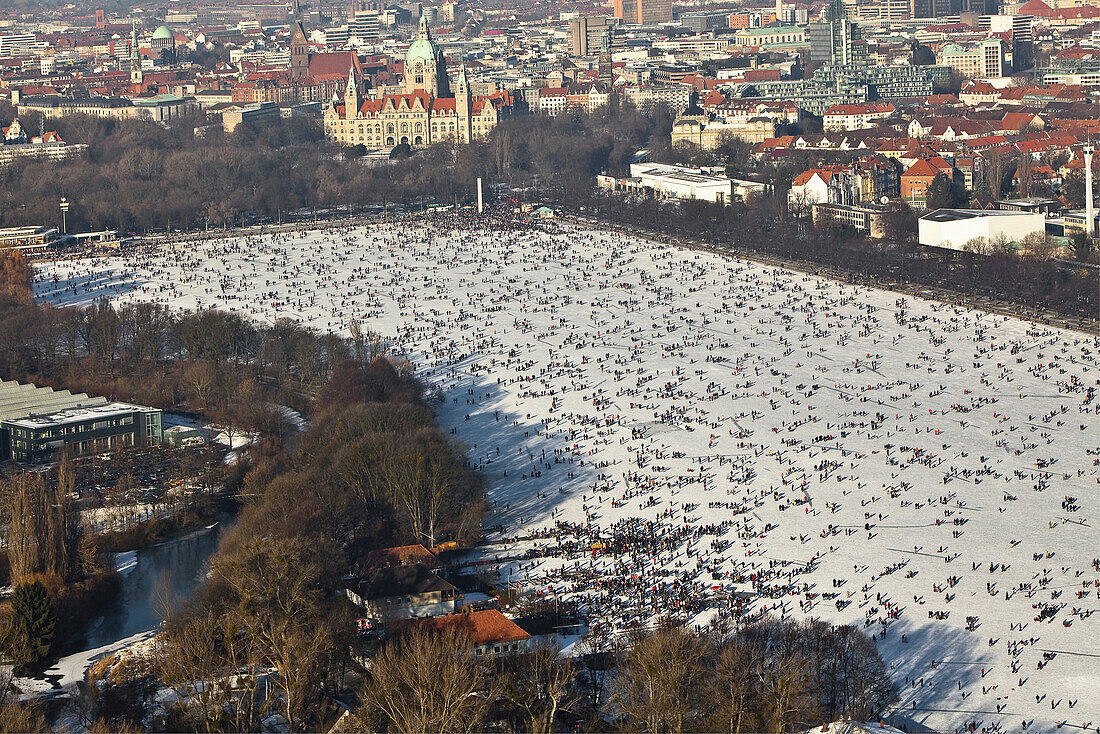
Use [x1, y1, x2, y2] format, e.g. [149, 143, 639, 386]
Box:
[611, 626, 707, 733]
[358, 627, 496, 733]
[758, 650, 816, 733]
[963, 236, 990, 256]
[704, 636, 760, 734]
[499, 643, 579, 733]
[1020, 231, 1057, 260]
[983, 149, 1008, 199]
[5, 472, 80, 583]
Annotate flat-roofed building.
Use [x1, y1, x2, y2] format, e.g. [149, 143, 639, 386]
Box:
[937, 39, 1005, 79]
[613, 0, 672, 25]
[17, 93, 198, 122]
[2, 402, 162, 463]
[0, 226, 59, 253]
[222, 101, 280, 133]
[569, 15, 614, 56]
[598, 162, 740, 204]
[733, 25, 806, 48]
[0, 380, 162, 462]
[813, 202, 889, 237]
[918, 208, 1045, 251]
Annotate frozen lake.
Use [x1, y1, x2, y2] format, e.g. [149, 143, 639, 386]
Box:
[37, 217, 1100, 733]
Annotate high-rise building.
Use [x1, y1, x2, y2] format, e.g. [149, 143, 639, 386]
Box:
[639, 0, 673, 23]
[808, 1, 868, 66]
[349, 10, 382, 40]
[613, 0, 638, 23]
[911, 0, 954, 17]
[911, 0, 992, 17]
[938, 38, 1006, 77]
[1012, 14, 1034, 70]
[569, 15, 613, 56]
[613, 0, 672, 24]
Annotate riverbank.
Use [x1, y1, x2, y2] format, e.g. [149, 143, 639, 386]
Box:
[14, 519, 229, 697]
[95, 493, 240, 555]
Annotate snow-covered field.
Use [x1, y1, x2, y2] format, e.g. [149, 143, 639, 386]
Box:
[37, 217, 1099, 733]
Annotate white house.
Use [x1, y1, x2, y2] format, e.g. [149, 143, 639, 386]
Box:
[787, 168, 856, 212]
[822, 102, 894, 132]
[538, 87, 568, 116]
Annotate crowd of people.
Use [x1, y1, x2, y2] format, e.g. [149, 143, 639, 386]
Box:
[37, 209, 1100, 734]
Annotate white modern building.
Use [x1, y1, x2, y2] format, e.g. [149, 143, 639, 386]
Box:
[597, 162, 739, 204]
[918, 209, 1046, 252]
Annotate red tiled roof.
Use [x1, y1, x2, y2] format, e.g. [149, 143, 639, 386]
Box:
[903, 159, 948, 178]
[1017, 0, 1053, 16]
[360, 544, 438, 570]
[961, 81, 998, 95]
[792, 169, 833, 186]
[412, 610, 531, 646]
[1052, 6, 1100, 19]
[309, 50, 361, 78]
[1001, 112, 1038, 131]
[924, 94, 961, 105]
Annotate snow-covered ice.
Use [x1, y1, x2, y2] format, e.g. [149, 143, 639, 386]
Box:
[36, 216, 1100, 733]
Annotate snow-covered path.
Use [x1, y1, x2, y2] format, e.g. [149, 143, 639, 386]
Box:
[37, 217, 1100, 733]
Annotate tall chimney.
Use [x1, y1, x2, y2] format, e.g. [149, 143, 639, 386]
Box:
[477, 177, 484, 214]
[1085, 144, 1094, 238]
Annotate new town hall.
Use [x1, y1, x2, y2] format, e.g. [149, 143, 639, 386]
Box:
[324, 16, 514, 148]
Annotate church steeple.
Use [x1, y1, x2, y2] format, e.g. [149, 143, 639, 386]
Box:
[290, 0, 310, 80]
[130, 23, 143, 84]
[598, 30, 613, 87]
[456, 63, 471, 144]
[455, 61, 470, 97]
[344, 65, 359, 117]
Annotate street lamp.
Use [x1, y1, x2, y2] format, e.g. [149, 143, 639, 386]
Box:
[59, 197, 69, 235]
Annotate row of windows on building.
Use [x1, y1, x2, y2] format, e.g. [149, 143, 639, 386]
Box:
[11, 433, 133, 454]
[8, 415, 134, 441]
[475, 642, 525, 656]
[329, 119, 494, 145]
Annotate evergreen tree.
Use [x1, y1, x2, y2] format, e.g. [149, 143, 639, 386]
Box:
[926, 173, 955, 210]
[8, 581, 55, 669]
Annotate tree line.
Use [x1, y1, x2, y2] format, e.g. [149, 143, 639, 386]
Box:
[0, 249, 366, 422]
[113, 358, 487, 732]
[0, 99, 664, 234]
[354, 613, 896, 733]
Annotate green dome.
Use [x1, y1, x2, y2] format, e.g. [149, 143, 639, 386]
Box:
[406, 36, 439, 65]
[152, 25, 173, 40]
[405, 15, 440, 66]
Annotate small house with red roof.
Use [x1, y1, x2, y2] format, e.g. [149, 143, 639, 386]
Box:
[410, 609, 533, 658]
